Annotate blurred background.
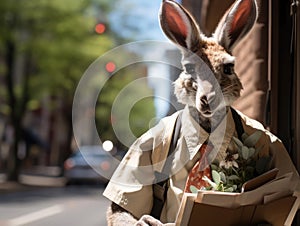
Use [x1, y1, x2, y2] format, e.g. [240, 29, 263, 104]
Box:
[0, 0, 169, 184]
[0, 0, 299, 225]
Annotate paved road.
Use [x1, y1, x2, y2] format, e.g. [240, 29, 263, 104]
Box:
[0, 185, 110, 226]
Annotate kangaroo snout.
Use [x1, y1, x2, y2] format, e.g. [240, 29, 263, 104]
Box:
[200, 92, 216, 106]
[199, 91, 216, 113]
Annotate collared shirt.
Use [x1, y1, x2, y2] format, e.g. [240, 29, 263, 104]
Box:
[103, 106, 299, 223]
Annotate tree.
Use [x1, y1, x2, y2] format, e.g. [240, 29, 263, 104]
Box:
[0, 0, 114, 181]
[96, 61, 156, 150]
[0, 0, 157, 181]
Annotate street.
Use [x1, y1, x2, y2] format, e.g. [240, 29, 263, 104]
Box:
[0, 185, 110, 226]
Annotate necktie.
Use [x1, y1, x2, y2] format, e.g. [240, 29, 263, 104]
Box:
[184, 143, 214, 193]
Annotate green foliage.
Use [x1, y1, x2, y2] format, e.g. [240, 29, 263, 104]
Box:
[0, 0, 114, 113]
[96, 62, 156, 149]
[0, 0, 121, 178]
[0, 0, 157, 177]
[203, 131, 271, 193]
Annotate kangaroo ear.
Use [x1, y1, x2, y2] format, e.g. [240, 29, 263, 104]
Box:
[159, 0, 202, 52]
[213, 0, 258, 53]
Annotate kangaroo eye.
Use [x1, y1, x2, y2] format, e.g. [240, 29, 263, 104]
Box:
[223, 63, 234, 75]
[185, 64, 195, 74]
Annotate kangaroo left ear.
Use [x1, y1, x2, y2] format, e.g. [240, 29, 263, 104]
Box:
[213, 0, 258, 53]
[159, 0, 203, 52]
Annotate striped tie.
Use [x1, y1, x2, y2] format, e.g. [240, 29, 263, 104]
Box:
[184, 143, 214, 193]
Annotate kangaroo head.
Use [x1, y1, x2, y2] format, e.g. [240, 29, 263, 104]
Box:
[160, 0, 257, 122]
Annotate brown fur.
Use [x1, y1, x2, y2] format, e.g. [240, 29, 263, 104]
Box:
[173, 36, 243, 125]
[106, 0, 257, 225]
[107, 203, 138, 226]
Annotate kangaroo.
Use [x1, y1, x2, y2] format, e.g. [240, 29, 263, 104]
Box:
[105, 0, 292, 225]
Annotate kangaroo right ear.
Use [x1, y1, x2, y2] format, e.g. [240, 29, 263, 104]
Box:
[213, 0, 258, 53]
[159, 0, 202, 52]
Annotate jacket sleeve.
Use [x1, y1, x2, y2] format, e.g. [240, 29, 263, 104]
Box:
[103, 113, 179, 219]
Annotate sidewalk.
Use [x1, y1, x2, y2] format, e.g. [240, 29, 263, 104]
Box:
[0, 181, 39, 193]
[0, 173, 66, 194]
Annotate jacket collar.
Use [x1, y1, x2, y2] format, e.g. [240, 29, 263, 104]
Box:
[181, 106, 235, 161]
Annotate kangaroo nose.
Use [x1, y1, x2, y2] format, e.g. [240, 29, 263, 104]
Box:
[200, 95, 208, 106]
[200, 92, 216, 105]
[207, 91, 216, 103]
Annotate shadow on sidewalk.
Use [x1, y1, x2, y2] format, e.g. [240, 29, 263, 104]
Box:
[0, 181, 41, 194]
[0, 173, 66, 194]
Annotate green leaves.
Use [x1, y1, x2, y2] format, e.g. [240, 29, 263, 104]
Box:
[244, 131, 263, 147]
[233, 132, 262, 160]
[212, 170, 221, 184]
[240, 146, 256, 160]
[227, 175, 240, 181]
[189, 185, 199, 194]
[205, 131, 270, 193]
[241, 146, 250, 160]
[219, 171, 226, 184]
[203, 170, 239, 192]
[232, 136, 243, 148]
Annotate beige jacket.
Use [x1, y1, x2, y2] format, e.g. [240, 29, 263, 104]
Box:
[103, 106, 299, 223]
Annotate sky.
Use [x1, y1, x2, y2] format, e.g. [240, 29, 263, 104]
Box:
[109, 0, 179, 118]
[109, 0, 167, 41]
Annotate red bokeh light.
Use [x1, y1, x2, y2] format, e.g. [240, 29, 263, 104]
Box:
[105, 62, 116, 73]
[95, 23, 106, 34]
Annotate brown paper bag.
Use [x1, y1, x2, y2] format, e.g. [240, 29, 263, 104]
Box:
[175, 171, 300, 226]
[176, 195, 297, 226]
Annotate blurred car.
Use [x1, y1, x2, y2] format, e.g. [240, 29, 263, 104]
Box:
[64, 146, 123, 184]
